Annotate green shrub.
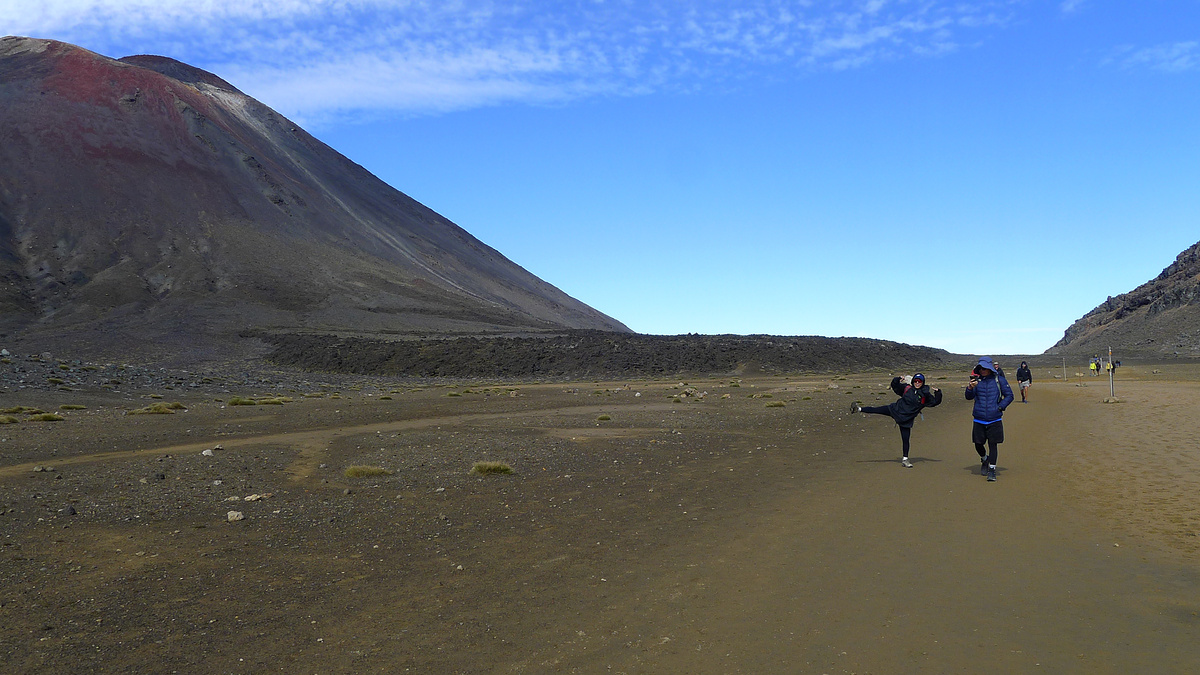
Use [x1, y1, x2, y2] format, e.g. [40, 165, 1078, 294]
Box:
[471, 461, 513, 475]
[2, 406, 44, 414]
[765, 401, 785, 408]
[47, 377, 65, 385]
[597, 414, 611, 421]
[0, 415, 18, 424]
[59, 404, 87, 411]
[228, 397, 257, 406]
[31, 413, 65, 422]
[344, 465, 394, 478]
[379, 395, 393, 400]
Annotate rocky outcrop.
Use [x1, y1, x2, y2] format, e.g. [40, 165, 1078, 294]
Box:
[1049, 241, 1200, 356]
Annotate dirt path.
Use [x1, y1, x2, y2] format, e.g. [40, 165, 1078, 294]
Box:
[0, 403, 676, 480]
[513, 380, 1200, 672]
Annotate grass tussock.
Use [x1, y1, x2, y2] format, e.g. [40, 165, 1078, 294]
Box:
[0, 415, 18, 424]
[597, 414, 612, 421]
[129, 402, 187, 415]
[2, 406, 45, 414]
[59, 404, 87, 411]
[31, 413, 65, 422]
[765, 401, 786, 408]
[379, 395, 393, 400]
[471, 461, 514, 475]
[344, 465, 394, 478]
[228, 397, 257, 406]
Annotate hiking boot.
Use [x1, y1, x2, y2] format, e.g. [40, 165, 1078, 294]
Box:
[980, 457, 988, 475]
[850, 402, 860, 414]
[901, 458, 913, 468]
[987, 467, 997, 482]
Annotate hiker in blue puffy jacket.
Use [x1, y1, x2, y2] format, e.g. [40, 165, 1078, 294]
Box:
[965, 356, 1013, 482]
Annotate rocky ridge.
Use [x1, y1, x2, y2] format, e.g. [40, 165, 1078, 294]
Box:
[1050, 240, 1200, 356]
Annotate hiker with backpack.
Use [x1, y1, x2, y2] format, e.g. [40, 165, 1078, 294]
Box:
[966, 356, 1013, 482]
[851, 373, 943, 468]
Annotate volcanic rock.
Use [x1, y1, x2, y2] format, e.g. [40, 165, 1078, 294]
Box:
[0, 37, 627, 363]
[1049, 240, 1200, 357]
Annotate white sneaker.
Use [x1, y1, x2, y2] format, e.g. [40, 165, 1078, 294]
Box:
[901, 458, 913, 468]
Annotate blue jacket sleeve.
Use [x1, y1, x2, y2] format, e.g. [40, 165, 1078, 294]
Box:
[997, 376, 1014, 411]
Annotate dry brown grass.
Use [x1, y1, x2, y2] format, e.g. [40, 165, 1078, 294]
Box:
[128, 402, 187, 415]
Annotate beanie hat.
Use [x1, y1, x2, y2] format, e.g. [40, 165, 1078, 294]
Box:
[912, 373, 925, 384]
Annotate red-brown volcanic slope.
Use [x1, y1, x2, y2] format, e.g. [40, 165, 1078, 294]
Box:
[0, 37, 626, 360]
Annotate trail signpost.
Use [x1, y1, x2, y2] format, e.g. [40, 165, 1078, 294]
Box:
[1109, 346, 1115, 398]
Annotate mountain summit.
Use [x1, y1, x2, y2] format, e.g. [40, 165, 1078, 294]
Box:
[1049, 240, 1200, 357]
[0, 37, 627, 358]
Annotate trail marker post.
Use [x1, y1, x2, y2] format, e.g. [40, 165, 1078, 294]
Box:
[1109, 346, 1115, 398]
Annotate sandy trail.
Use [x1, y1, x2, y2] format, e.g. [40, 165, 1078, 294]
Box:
[0, 403, 675, 481]
[524, 379, 1200, 673]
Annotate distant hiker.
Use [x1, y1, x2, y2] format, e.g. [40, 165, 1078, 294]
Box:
[1016, 361, 1032, 403]
[966, 356, 1014, 482]
[851, 373, 943, 468]
[1089, 359, 1097, 376]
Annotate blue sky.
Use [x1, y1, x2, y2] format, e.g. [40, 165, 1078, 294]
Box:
[5, 1, 1199, 354]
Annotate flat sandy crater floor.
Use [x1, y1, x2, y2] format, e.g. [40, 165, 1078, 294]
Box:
[2, 364, 1199, 673]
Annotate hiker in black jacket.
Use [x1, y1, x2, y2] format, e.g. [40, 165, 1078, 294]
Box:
[1016, 361, 1032, 403]
[851, 373, 943, 468]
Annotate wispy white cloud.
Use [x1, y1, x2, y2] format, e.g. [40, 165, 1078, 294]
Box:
[3, 0, 1020, 122]
[1060, 0, 1087, 13]
[1112, 41, 1200, 73]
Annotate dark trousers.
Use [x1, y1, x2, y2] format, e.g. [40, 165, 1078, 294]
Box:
[972, 420, 1003, 466]
[862, 406, 912, 458]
